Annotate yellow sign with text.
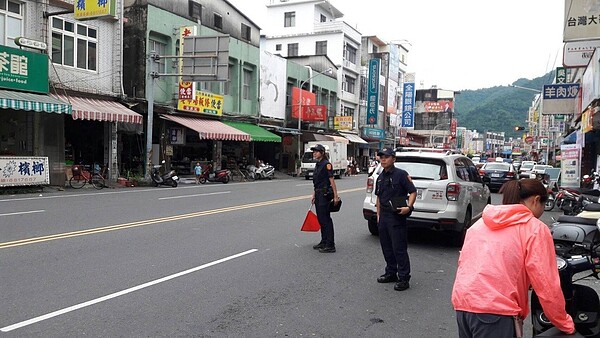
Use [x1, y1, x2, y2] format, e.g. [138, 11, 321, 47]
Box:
[178, 91, 224, 116]
[74, 0, 116, 20]
[334, 116, 353, 130]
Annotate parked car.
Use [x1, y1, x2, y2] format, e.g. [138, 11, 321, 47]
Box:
[530, 164, 553, 177]
[478, 162, 518, 192]
[362, 148, 492, 246]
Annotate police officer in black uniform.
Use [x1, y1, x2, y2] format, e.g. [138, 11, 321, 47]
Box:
[375, 147, 417, 291]
[310, 144, 339, 253]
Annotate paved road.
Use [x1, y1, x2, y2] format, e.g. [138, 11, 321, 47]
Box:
[0, 176, 592, 337]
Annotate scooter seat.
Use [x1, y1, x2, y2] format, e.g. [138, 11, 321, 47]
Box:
[555, 215, 598, 226]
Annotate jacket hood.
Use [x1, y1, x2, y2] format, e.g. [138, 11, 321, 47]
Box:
[481, 204, 534, 230]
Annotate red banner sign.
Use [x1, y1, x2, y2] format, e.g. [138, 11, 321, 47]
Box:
[291, 87, 326, 121]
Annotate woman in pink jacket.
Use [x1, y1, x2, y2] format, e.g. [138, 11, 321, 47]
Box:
[451, 179, 575, 337]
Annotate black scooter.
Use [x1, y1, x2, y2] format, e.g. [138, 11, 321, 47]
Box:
[151, 160, 179, 187]
[531, 207, 600, 337]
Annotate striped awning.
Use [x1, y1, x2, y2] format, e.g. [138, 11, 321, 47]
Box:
[0, 89, 71, 114]
[51, 93, 143, 124]
[222, 121, 281, 142]
[161, 114, 251, 141]
[339, 132, 368, 144]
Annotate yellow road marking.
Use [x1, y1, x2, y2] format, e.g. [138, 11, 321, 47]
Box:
[0, 188, 364, 249]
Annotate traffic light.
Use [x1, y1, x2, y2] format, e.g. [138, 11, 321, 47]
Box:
[514, 126, 525, 131]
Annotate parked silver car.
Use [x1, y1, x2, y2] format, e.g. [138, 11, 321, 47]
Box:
[362, 148, 492, 246]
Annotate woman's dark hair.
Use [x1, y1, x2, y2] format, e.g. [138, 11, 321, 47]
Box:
[500, 179, 548, 205]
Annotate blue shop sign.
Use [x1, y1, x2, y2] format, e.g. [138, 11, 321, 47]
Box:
[362, 128, 385, 140]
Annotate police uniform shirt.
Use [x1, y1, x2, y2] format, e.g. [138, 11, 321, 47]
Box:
[313, 159, 333, 189]
[375, 166, 416, 211]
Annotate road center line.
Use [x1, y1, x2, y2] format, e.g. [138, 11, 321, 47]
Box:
[158, 191, 230, 200]
[0, 210, 45, 217]
[0, 249, 258, 332]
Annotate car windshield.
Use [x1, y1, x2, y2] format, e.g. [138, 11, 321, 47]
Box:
[522, 163, 535, 169]
[533, 165, 548, 171]
[394, 158, 446, 180]
[484, 163, 510, 170]
[302, 152, 316, 162]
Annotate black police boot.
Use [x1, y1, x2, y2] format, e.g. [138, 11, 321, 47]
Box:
[377, 274, 398, 283]
[394, 280, 410, 291]
[312, 243, 325, 250]
[318, 246, 336, 253]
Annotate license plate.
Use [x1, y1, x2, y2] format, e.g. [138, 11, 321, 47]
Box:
[491, 173, 501, 178]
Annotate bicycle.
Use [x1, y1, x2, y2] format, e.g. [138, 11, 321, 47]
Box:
[69, 164, 105, 189]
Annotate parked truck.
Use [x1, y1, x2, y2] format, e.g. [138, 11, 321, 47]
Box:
[300, 140, 347, 179]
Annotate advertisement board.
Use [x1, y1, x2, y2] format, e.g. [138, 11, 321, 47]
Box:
[0, 45, 49, 94]
[367, 59, 380, 125]
[560, 144, 581, 188]
[0, 156, 49, 187]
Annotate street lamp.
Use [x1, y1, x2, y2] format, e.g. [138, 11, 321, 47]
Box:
[297, 67, 333, 161]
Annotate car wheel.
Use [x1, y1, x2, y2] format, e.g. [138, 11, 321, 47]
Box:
[450, 209, 471, 247]
[368, 219, 379, 236]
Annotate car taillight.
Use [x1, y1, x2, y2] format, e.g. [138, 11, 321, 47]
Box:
[446, 182, 461, 201]
[506, 172, 514, 177]
[478, 169, 485, 176]
[366, 176, 374, 193]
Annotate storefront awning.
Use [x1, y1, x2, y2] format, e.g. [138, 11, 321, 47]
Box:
[302, 132, 333, 142]
[223, 121, 281, 142]
[0, 89, 71, 114]
[161, 114, 251, 141]
[51, 93, 143, 124]
[339, 132, 368, 144]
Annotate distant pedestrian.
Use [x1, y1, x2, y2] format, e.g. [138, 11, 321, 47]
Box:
[375, 147, 417, 291]
[310, 144, 340, 253]
[194, 162, 202, 184]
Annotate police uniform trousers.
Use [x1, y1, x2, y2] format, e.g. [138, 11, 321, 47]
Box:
[315, 193, 334, 247]
[378, 210, 410, 281]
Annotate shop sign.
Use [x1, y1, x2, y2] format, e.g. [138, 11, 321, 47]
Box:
[177, 90, 223, 116]
[401, 82, 415, 128]
[366, 59, 380, 125]
[541, 83, 579, 115]
[525, 136, 534, 144]
[564, 0, 600, 42]
[334, 116, 352, 130]
[362, 128, 384, 140]
[169, 128, 185, 145]
[74, 0, 116, 20]
[0, 45, 48, 94]
[0, 156, 49, 187]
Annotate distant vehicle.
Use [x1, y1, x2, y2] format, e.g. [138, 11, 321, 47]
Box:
[478, 162, 519, 192]
[471, 156, 481, 164]
[300, 140, 347, 179]
[519, 161, 536, 175]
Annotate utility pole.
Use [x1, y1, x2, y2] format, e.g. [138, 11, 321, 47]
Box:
[145, 51, 159, 181]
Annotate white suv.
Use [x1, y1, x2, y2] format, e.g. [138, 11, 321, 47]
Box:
[362, 148, 491, 245]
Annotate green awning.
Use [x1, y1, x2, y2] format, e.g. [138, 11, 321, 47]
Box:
[223, 121, 281, 142]
[0, 89, 71, 114]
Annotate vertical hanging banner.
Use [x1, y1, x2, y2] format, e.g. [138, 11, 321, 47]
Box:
[401, 82, 415, 128]
[178, 26, 196, 100]
[366, 59, 380, 125]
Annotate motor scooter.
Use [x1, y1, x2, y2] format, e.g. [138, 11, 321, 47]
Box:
[254, 162, 275, 180]
[199, 164, 230, 184]
[531, 211, 600, 337]
[151, 160, 179, 187]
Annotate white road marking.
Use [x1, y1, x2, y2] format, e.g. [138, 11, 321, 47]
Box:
[0, 249, 258, 332]
[0, 210, 44, 217]
[295, 183, 313, 187]
[158, 191, 230, 200]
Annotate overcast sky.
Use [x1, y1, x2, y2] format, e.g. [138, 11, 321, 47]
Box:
[227, 0, 565, 91]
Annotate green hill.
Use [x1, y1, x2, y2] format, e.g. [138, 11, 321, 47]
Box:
[455, 71, 556, 139]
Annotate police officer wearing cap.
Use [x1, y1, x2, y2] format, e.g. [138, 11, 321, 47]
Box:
[375, 147, 417, 291]
[310, 144, 340, 253]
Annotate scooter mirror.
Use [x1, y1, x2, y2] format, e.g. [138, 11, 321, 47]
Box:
[161, 160, 166, 164]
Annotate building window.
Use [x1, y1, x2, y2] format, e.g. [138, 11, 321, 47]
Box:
[315, 41, 327, 55]
[0, 0, 22, 47]
[284, 11, 295, 27]
[241, 23, 251, 41]
[344, 76, 356, 94]
[189, 1, 201, 21]
[287, 43, 298, 57]
[320, 14, 326, 22]
[345, 45, 357, 64]
[214, 13, 223, 29]
[51, 17, 97, 71]
[224, 65, 232, 95]
[243, 69, 252, 99]
[275, 44, 281, 51]
[148, 39, 167, 73]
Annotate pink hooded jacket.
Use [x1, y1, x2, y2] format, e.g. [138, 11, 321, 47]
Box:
[451, 204, 574, 334]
